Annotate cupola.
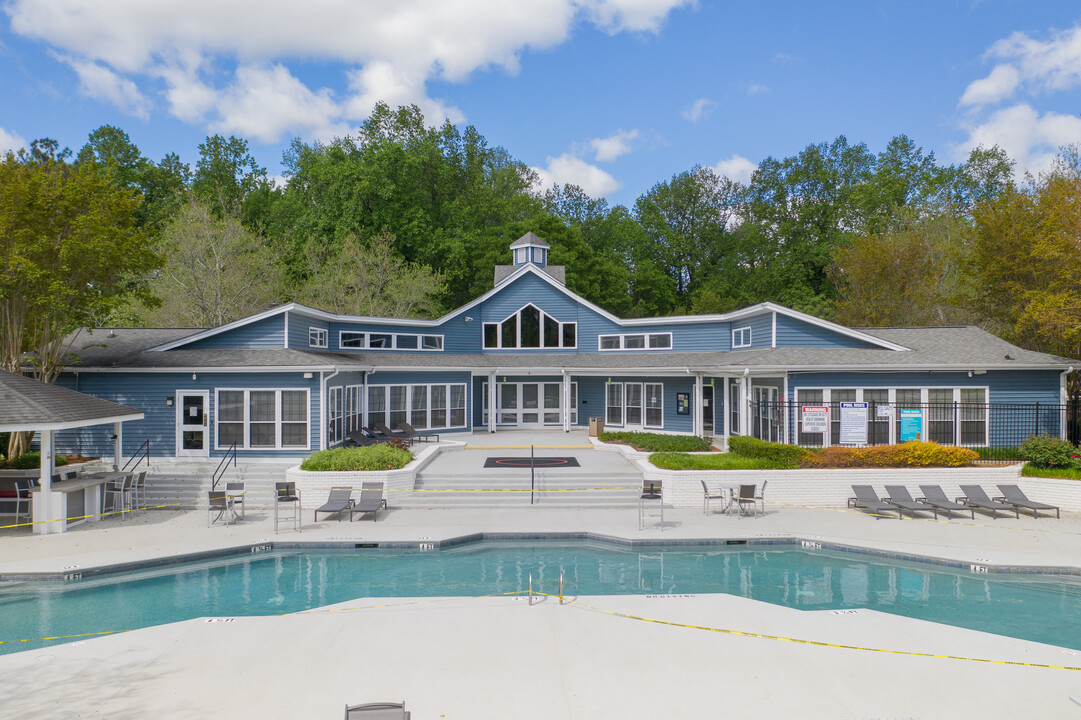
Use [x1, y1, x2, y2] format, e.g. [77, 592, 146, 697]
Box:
[509, 231, 550, 268]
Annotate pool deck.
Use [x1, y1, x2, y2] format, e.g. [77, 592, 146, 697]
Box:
[4, 504, 1081, 718]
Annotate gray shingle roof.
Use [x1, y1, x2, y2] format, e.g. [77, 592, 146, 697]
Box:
[493, 264, 566, 286]
[508, 231, 550, 249]
[0, 371, 143, 430]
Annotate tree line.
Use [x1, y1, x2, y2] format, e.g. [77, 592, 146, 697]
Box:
[4, 101, 1081, 381]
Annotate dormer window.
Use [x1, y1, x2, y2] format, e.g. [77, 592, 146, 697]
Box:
[515, 248, 527, 264]
[483, 304, 576, 349]
[309, 327, 327, 348]
[732, 326, 752, 348]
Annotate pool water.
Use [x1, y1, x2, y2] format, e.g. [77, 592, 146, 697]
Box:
[3, 542, 1081, 655]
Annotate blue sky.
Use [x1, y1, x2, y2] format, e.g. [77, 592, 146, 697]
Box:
[2, 1, 1080, 207]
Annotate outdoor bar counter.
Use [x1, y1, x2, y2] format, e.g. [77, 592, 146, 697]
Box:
[30, 473, 120, 533]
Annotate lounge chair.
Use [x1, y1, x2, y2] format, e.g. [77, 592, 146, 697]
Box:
[344, 700, 409, 719]
[344, 429, 379, 448]
[917, 485, 974, 519]
[996, 485, 1060, 519]
[401, 421, 438, 443]
[315, 487, 354, 522]
[884, 485, 935, 518]
[701, 480, 727, 515]
[349, 482, 387, 522]
[849, 485, 902, 519]
[375, 422, 414, 445]
[957, 485, 1019, 519]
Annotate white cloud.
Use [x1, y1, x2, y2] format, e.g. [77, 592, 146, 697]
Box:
[61, 56, 150, 119]
[590, 129, 639, 162]
[0, 127, 27, 154]
[987, 26, 1081, 95]
[772, 52, 802, 65]
[5, 0, 690, 142]
[532, 153, 621, 197]
[713, 154, 756, 184]
[959, 64, 1020, 107]
[682, 97, 715, 123]
[745, 83, 769, 95]
[956, 103, 1081, 177]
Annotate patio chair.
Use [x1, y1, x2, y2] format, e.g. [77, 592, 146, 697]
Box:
[226, 481, 246, 519]
[733, 483, 760, 518]
[2, 479, 33, 524]
[344, 701, 409, 719]
[996, 485, 1060, 519]
[104, 473, 135, 519]
[375, 422, 414, 445]
[401, 421, 438, 443]
[884, 485, 935, 518]
[956, 485, 1019, 519]
[208, 491, 234, 526]
[315, 487, 354, 522]
[131, 471, 148, 510]
[849, 485, 902, 519]
[701, 480, 727, 515]
[755, 480, 767, 513]
[917, 485, 974, 519]
[344, 429, 379, 448]
[349, 482, 387, 522]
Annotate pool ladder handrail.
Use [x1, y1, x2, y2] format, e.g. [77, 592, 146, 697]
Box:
[527, 570, 565, 606]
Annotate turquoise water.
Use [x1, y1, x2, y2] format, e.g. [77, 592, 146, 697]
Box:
[3, 542, 1081, 655]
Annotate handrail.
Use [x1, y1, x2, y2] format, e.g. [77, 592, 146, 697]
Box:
[559, 570, 564, 605]
[528, 571, 533, 606]
[211, 442, 237, 491]
[121, 439, 150, 472]
[530, 444, 535, 505]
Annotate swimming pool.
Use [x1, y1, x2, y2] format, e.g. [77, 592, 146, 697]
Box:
[3, 541, 1080, 655]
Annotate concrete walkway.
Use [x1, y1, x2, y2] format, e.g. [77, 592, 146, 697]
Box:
[5, 501, 1081, 718]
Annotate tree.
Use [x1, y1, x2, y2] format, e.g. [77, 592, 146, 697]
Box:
[193, 134, 269, 223]
[293, 232, 445, 318]
[0, 145, 158, 457]
[142, 200, 282, 327]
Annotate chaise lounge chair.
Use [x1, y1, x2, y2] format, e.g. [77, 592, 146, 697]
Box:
[957, 485, 1019, 519]
[917, 485, 974, 519]
[996, 484, 1060, 519]
[374, 422, 414, 445]
[849, 485, 903, 519]
[401, 421, 438, 443]
[349, 482, 387, 522]
[344, 700, 409, 719]
[343, 429, 380, 447]
[883, 485, 935, 518]
[314, 487, 354, 522]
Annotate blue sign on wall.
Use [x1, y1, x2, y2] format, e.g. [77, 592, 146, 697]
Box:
[899, 408, 922, 441]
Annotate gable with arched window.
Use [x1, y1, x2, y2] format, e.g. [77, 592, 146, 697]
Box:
[483, 304, 576, 349]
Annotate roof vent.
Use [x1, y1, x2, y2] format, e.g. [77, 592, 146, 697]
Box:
[106, 330, 117, 339]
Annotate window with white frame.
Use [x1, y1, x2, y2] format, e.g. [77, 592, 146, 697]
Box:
[598, 333, 673, 351]
[308, 327, 327, 348]
[327, 386, 343, 445]
[339, 331, 443, 351]
[732, 326, 752, 348]
[365, 384, 468, 430]
[482, 304, 576, 349]
[605, 382, 664, 429]
[215, 389, 309, 450]
[345, 385, 362, 434]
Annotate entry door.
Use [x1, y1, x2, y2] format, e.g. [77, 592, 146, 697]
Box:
[703, 386, 714, 434]
[625, 383, 644, 427]
[177, 390, 210, 457]
[753, 387, 779, 442]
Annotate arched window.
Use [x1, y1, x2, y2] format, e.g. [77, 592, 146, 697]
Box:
[483, 304, 576, 349]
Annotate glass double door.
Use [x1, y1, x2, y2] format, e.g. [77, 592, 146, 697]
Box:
[499, 382, 562, 427]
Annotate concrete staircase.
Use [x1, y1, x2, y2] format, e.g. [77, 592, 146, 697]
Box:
[141, 459, 298, 510]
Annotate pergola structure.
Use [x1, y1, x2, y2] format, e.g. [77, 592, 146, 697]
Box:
[0, 371, 144, 534]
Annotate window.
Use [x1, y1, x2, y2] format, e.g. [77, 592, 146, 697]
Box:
[729, 383, 741, 436]
[215, 389, 309, 450]
[483, 304, 576, 349]
[928, 388, 954, 444]
[308, 327, 327, 348]
[344, 385, 362, 434]
[732, 326, 752, 348]
[366, 384, 468, 430]
[338, 331, 444, 351]
[606, 383, 624, 426]
[598, 333, 673, 351]
[515, 248, 526, 263]
[960, 388, 987, 446]
[645, 384, 663, 428]
[327, 387, 343, 445]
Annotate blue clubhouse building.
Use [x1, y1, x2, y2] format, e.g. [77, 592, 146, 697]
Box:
[56, 233, 1074, 459]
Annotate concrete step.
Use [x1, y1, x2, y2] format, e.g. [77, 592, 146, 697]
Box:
[141, 460, 294, 509]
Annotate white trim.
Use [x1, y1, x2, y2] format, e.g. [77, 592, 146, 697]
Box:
[176, 390, 210, 457]
[338, 330, 444, 351]
[327, 385, 344, 446]
[482, 303, 577, 350]
[0, 411, 145, 433]
[308, 327, 328, 349]
[365, 383, 468, 430]
[597, 332, 673, 351]
[732, 326, 752, 348]
[214, 387, 312, 451]
[771, 312, 777, 348]
[283, 312, 289, 349]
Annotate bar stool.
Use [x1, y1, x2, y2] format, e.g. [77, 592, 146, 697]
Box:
[274, 481, 301, 533]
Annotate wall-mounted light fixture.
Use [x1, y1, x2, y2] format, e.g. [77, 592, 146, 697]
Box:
[303, 372, 314, 379]
[464, 316, 473, 322]
[166, 396, 174, 406]
[192, 373, 197, 380]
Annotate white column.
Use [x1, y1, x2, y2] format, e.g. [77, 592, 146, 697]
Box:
[488, 372, 497, 433]
[722, 377, 731, 449]
[562, 372, 571, 432]
[33, 430, 61, 535]
[694, 374, 704, 437]
[113, 421, 123, 470]
[741, 375, 752, 439]
[782, 373, 790, 445]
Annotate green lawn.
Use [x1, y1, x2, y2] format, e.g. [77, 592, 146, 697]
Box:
[598, 431, 711, 452]
[1021, 465, 1081, 481]
[649, 452, 796, 471]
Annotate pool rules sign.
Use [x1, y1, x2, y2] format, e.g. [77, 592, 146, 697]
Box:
[839, 402, 869, 444]
[801, 405, 828, 433]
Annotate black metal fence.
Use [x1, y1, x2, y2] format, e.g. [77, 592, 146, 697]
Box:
[744, 401, 1080, 460]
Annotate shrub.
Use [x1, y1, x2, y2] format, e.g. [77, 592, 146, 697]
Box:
[727, 436, 809, 465]
[800, 441, 977, 468]
[1019, 434, 1076, 469]
[4, 452, 69, 470]
[650, 452, 796, 470]
[597, 431, 710, 452]
[300, 444, 413, 471]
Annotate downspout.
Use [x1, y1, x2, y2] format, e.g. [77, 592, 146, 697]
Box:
[320, 368, 340, 450]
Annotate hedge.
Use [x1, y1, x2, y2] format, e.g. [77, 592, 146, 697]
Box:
[727, 436, 809, 465]
[1, 452, 69, 470]
[650, 452, 795, 471]
[801, 441, 977, 468]
[598, 431, 711, 452]
[300, 444, 413, 471]
[1019, 434, 1076, 469]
